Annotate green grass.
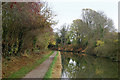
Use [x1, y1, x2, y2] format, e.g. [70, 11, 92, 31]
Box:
[6, 51, 54, 79]
[44, 51, 59, 78]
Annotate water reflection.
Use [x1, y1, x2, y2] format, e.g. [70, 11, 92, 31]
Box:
[61, 52, 118, 78]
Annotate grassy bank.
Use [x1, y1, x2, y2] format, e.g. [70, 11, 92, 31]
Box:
[44, 51, 59, 78]
[51, 51, 62, 78]
[3, 51, 54, 79]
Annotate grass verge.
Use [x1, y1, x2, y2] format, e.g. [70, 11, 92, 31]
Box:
[6, 51, 54, 79]
[44, 51, 59, 78]
[51, 52, 62, 78]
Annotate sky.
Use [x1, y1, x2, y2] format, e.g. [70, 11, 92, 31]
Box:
[43, 0, 119, 32]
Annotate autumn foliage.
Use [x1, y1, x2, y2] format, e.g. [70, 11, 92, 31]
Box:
[2, 2, 56, 58]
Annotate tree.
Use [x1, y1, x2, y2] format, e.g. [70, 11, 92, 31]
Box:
[2, 2, 56, 57]
[82, 8, 118, 60]
[82, 8, 115, 40]
[70, 19, 88, 48]
[60, 25, 67, 46]
[55, 33, 61, 48]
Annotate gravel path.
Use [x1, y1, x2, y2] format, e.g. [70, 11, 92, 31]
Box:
[22, 51, 57, 78]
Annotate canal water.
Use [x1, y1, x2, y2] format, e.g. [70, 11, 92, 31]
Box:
[61, 52, 118, 78]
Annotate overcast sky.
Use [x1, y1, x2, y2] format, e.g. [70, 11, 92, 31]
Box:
[44, 0, 119, 32]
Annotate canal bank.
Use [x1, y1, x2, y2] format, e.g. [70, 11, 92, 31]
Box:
[51, 51, 62, 78]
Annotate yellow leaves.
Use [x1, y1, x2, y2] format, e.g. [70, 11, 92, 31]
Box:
[51, 41, 56, 45]
[114, 39, 118, 43]
[96, 40, 104, 47]
[94, 40, 104, 54]
[22, 53, 29, 58]
[96, 69, 103, 75]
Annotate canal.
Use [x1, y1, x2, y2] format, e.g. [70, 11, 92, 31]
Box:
[61, 52, 118, 78]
